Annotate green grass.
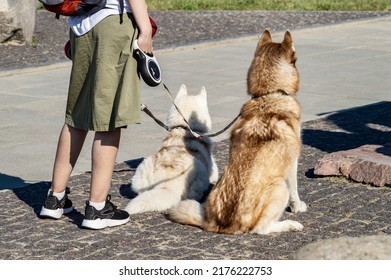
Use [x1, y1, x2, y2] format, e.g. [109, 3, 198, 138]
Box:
[146, 0, 391, 11]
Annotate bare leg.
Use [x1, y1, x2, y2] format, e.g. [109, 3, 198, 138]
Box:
[89, 129, 121, 203]
[51, 124, 88, 192]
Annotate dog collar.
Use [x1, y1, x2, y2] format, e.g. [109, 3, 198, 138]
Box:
[251, 89, 290, 99]
[169, 125, 189, 131]
[169, 125, 203, 140]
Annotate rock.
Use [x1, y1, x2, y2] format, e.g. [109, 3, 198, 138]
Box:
[292, 235, 391, 260]
[314, 143, 391, 187]
[0, 0, 36, 44]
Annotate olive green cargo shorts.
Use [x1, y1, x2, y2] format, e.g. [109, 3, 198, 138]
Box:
[66, 14, 140, 131]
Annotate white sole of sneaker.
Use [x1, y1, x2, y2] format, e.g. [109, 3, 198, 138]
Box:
[81, 217, 130, 230]
[40, 206, 73, 219]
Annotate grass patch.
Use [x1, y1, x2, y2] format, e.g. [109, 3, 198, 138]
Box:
[146, 0, 391, 11]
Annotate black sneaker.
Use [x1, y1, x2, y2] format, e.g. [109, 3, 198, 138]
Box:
[40, 191, 74, 219]
[81, 195, 130, 230]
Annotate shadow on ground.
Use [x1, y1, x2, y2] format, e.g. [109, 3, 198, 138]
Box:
[302, 101, 391, 153]
[0, 173, 28, 190]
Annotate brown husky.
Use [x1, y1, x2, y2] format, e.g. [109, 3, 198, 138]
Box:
[168, 29, 307, 234]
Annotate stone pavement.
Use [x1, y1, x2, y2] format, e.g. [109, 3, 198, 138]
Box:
[1, 15, 391, 189]
[0, 16, 390, 260]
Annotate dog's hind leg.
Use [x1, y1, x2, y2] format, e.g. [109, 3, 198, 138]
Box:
[253, 219, 304, 234]
[209, 157, 219, 184]
[125, 188, 182, 214]
[251, 178, 303, 235]
[286, 158, 307, 213]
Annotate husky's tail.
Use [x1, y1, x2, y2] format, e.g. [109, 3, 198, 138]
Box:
[167, 199, 206, 228]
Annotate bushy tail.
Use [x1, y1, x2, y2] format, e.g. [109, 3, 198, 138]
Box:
[167, 199, 206, 228]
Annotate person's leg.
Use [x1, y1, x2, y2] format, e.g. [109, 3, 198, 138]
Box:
[51, 124, 88, 192]
[40, 123, 88, 219]
[89, 129, 121, 202]
[81, 128, 130, 229]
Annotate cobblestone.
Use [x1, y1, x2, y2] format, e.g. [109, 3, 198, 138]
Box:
[0, 102, 390, 260]
[0, 10, 390, 260]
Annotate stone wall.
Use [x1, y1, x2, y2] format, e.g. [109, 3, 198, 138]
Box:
[0, 0, 36, 44]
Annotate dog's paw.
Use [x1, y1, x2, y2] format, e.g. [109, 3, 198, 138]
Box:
[124, 201, 142, 215]
[286, 220, 304, 232]
[253, 219, 304, 234]
[289, 200, 307, 213]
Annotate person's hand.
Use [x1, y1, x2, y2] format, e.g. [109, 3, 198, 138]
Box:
[137, 29, 153, 54]
[129, 0, 153, 54]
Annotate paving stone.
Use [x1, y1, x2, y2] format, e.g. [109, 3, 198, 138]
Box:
[1, 105, 390, 259]
[0, 11, 390, 261]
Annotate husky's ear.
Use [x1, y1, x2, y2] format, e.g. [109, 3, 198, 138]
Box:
[176, 84, 188, 99]
[282, 30, 295, 51]
[259, 29, 272, 46]
[198, 86, 207, 99]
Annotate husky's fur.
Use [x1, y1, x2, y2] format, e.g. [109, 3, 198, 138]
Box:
[125, 84, 218, 214]
[168, 30, 307, 234]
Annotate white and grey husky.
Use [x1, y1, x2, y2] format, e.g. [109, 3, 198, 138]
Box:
[125, 84, 219, 214]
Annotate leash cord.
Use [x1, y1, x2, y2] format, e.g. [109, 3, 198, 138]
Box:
[205, 113, 240, 137]
[140, 104, 170, 131]
[141, 83, 241, 140]
[162, 83, 202, 139]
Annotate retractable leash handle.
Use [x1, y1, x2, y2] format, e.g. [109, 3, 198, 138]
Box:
[133, 40, 162, 87]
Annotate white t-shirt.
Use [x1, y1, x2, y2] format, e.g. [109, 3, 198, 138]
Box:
[68, 0, 132, 36]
